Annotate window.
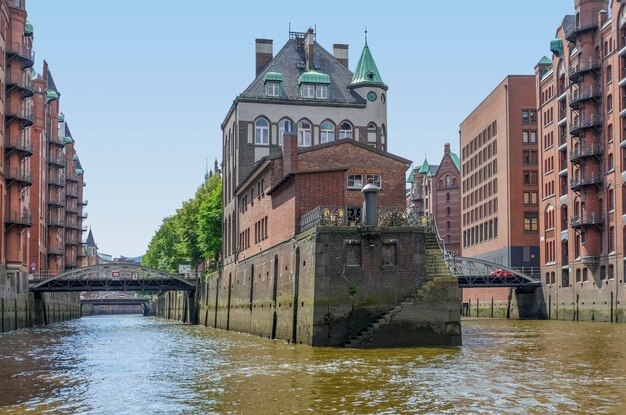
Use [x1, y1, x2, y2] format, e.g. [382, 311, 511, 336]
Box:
[301, 84, 315, 98]
[254, 118, 269, 145]
[315, 85, 328, 99]
[524, 191, 538, 205]
[298, 120, 312, 146]
[320, 120, 334, 143]
[266, 82, 280, 97]
[608, 124, 614, 143]
[523, 150, 537, 164]
[365, 174, 381, 188]
[607, 65, 613, 84]
[347, 174, 363, 189]
[523, 171, 538, 185]
[339, 122, 353, 139]
[278, 118, 294, 146]
[524, 213, 539, 232]
[522, 109, 536, 124]
[367, 123, 377, 143]
[608, 94, 613, 113]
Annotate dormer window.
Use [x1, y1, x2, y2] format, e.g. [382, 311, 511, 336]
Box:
[263, 72, 283, 98]
[298, 71, 330, 100]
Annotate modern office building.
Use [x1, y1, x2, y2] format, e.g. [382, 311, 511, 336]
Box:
[537, 0, 626, 321]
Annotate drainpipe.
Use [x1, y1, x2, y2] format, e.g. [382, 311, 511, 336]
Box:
[504, 83, 511, 267]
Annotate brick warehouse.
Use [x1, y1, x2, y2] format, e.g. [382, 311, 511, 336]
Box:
[459, 76, 541, 316]
[0, 0, 88, 332]
[537, 0, 626, 322]
[180, 28, 462, 347]
[406, 143, 462, 256]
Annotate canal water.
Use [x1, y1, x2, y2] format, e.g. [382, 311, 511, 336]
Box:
[1, 316, 625, 415]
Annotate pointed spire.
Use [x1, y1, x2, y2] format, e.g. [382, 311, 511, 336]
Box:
[86, 227, 97, 248]
[349, 32, 386, 89]
[204, 158, 209, 183]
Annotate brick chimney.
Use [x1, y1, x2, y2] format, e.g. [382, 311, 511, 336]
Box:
[333, 44, 349, 68]
[444, 143, 450, 155]
[305, 28, 315, 71]
[255, 38, 273, 76]
[282, 133, 298, 175]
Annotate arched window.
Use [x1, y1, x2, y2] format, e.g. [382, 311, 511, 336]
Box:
[278, 118, 294, 146]
[608, 187, 615, 212]
[608, 153, 615, 171]
[367, 122, 377, 143]
[445, 175, 451, 187]
[339, 121, 353, 139]
[298, 120, 312, 147]
[381, 124, 386, 147]
[320, 120, 335, 143]
[608, 94, 613, 113]
[255, 118, 269, 145]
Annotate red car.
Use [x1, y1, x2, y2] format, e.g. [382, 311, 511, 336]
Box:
[490, 269, 513, 277]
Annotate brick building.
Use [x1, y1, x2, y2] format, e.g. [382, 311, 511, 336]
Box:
[0, 0, 87, 284]
[460, 76, 540, 312]
[536, 0, 626, 321]
[406, 143, 462, 255]
[221, 28, 389, 268]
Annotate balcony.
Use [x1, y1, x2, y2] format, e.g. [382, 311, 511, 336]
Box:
[5, 210, 31, 227]
[571, 212, 604, 229]
[48, 135, 66, 147]
[82, 212, 88, 219]
[5, 167, 32, 186]
[48, 155, 66, 168]
[66, 187, 79, 199]
[48, 216, 65, 227]
[66, 175, 79, 183]
[569, 114, 602, 135]
[47, 245, 64, 256]
[569, 86, 601, 109]
[48, 175, 66, 187]
[6, 71, 34, 98]
[568, 57, 600, 82]
[4, 104, 33, 128]
[48, 196, 65, 208]
[5, 137, 33, 156]
[565, 23, 598, 42]
[82, 225, 88, 232]
[570, 172, 603, 190]
[6, 42, 35, 68]
[581, 256, 600, 268]
[80, 199, 88, 206]
[66, 237, 81, 246]
[66, 220, 81, 230]
[66, 204, 79, 213]
[569, 142, 603, 163]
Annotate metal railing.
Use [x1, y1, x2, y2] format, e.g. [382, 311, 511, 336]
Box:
[48, 155, 66, 167]
[569, 113, 602, 133]
[48, 196, 65, 207]
[5, 209, 31, 226]
[48, 175, 66, 187]
[570, 172, 603, 189]
[4, 103, 33, 123]
[6, 70, 34, 93]
[5, 136, 33, 153]
[48, 216, 65, 227]
[569, 142, 603, 162]
[298, 206, 419, 233]
[6, 42, 35, 63]
[571, 212, 604, 227]
[5, 167, 32, 184]
[569, 85, 601, 105]
[568, 57, 601, 78]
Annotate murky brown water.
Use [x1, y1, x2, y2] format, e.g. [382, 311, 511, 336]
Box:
[1, 316, 625, 414]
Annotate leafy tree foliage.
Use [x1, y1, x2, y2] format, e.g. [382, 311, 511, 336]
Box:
[143, 174, 222, 273]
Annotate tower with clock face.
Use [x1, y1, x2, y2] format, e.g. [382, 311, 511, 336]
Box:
[348, 36, 388, 150]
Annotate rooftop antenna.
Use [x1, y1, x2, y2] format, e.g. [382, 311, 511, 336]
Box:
[365, 27, 368, 45]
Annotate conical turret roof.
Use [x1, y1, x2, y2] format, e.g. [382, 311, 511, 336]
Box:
[349, 37, 386, 89]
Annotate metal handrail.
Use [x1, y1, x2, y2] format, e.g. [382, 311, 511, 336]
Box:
[6, 137, 33, 152]
[5, 209, 31, 225]
[6, 42, 34, 61]
[5, 167, 32, 183]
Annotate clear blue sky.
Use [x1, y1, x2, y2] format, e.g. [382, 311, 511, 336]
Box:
[27, 0, 572, 257]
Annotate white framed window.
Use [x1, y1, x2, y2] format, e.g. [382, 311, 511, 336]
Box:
[255, 118, 269, 145]
[266, 82, 280, 97]
[301, 84, 315, 98]
[347, 174, 363, 189]
[278, 118, 294, 146]
[316, 85, 328, 99]
[367, 123, 377, 142]
[320, 120, 334, 143]
[365, 174, 382, 188]
[339, 121, 353, 139]
[298, 120, 312, 146]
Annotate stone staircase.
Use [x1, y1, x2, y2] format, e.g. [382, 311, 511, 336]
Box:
[343, 294, 416, 348]
[343, 232, 457, 349]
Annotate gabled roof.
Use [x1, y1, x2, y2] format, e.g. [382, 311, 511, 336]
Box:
[47, 69, 58, 92]
[450, 152, 461, 171]
[349, 41, 386, 89]
[240, 39, 365, 105]
[418, 158, 430, 174]
[537, 56, 552, 66]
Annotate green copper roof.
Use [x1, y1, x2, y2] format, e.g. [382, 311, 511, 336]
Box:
[550, 39, 563, 57]
[350, 42, 384, 88]
[298, 71, 330, 84]
[58, 112, 65, 122]
[450, 152, 461, 171]
[537, 56, 552, 66]
[406, 166, 415, 183]
[64, 136, 74, 144]
[46, 90, 59, 103]
[24, 22, 33, 36]
[75, 168, 84, 176]
[418, 158, 430, 174]
[72, 154, 78, 161]
[263, 72, 283, 82]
